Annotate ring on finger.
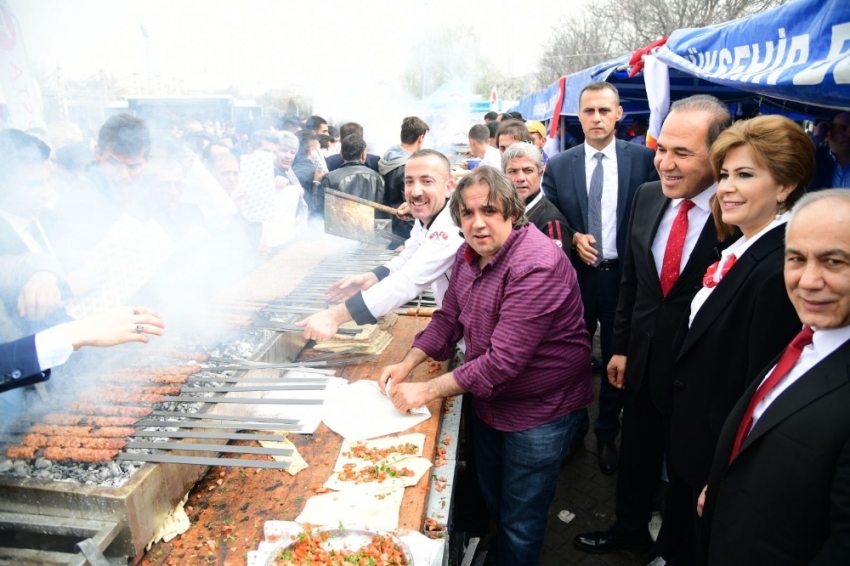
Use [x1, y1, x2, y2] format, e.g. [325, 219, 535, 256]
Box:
[136, 324, 144, 333]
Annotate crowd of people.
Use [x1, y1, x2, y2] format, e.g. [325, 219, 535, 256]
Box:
[2, 85, 850, 566]
[299, 86, 850, 566]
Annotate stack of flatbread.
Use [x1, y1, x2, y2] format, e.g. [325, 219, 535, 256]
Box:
[312, 313, 398, 355]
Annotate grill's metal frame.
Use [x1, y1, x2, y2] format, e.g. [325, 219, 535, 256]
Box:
[0, 329, 308, 561]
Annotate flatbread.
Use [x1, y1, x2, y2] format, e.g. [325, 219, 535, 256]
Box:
[295, 486, 404, 532]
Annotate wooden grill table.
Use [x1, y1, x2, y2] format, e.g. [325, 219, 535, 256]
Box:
[139, 316, 453, 565]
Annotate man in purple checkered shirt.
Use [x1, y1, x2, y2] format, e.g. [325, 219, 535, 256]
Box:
[379, 166, 593, 565]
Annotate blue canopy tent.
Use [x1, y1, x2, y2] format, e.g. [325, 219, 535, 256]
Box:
[511, 0, 850, 147]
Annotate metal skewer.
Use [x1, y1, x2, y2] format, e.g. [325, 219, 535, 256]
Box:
[125, 441, 292, 456]
[116, 453, 291, 469]
[149, 411, 297, 424]
[136, 420, 297, 431]
[162, 396, 323, 405]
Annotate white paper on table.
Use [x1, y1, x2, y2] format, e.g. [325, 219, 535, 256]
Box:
[250, 374, 348, 435]
[386, 378, 429, 415]
[296, 486, 405, 532]
[322, 380, 431, 441]
[65, 214, 174, 319]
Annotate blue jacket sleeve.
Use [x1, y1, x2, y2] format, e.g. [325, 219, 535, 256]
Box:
[0, 334, 50, 393]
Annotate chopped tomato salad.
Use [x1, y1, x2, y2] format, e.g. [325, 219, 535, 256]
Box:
[277, 527, 409, 565]
[343, 442, 418, 463]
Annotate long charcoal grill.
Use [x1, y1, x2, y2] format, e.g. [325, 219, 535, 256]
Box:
[0, 329, 312, 564]
[0, 243, 403, 564]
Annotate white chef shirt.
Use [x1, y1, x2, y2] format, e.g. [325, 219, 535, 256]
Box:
[362, 203, 463, 316]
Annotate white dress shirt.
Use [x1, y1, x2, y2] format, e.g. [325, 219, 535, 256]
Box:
[0, 209, 55, 256]
[34, 323, 75, 371]
[689, 212, 790, 327]
[751, 325, 850, 428]
[583, 139, 619, 260]
[652, 183, 716, 277]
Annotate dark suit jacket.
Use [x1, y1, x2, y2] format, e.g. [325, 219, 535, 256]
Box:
[669, 225, 800, 489]
[611, 181, 726, 414]
[541, 139, 657, 270]
[705, 336, 850, 566]
[326, 153, 380, 173]
[808, 145, 839, 192]
[0, 334, 49, 393]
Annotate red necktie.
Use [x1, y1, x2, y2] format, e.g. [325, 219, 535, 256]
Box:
[728, 326, 815, 463]
[703, 254, 737, 288]
[660, 199, 695, 296]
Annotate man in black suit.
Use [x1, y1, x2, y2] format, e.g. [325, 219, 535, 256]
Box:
[700, 189, 850, 566]
[574, 95, 732, 556]
[542, 81, 657, 473]
[325, 122, 381, 173]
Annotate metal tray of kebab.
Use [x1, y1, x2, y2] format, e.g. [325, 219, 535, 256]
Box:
[264, 526, 414, 565]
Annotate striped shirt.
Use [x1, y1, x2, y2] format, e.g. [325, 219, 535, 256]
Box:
[413, 225, 593, 432]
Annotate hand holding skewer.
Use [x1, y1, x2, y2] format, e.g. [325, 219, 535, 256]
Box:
[294, 304, 349, 342]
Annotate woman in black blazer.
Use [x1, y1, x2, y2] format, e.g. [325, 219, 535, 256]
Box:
[658, 115, 816, 566]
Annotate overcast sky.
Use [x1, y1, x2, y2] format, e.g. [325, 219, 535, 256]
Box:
[9, 0, 590, 98]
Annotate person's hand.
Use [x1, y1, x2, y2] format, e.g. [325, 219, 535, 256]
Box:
[697, 485, 707, 517]
[274, 175, 290, 189]
[572, 233, 599, 265]
[313, 170, 327, 182]
[388, 381, 435, 414]
[17, 271, 62, 321]
[460, 161, 469, 170]
[377, 361, 415, 394]
[66, 306, 165, 350]
[395, 202, 414, 221]
[607, 355, 627, 389]
[325, 272, 379, 303]
[294, 307, 348, 342]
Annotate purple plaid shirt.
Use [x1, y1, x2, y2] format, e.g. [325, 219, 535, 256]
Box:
[413, 225, 593, 432]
